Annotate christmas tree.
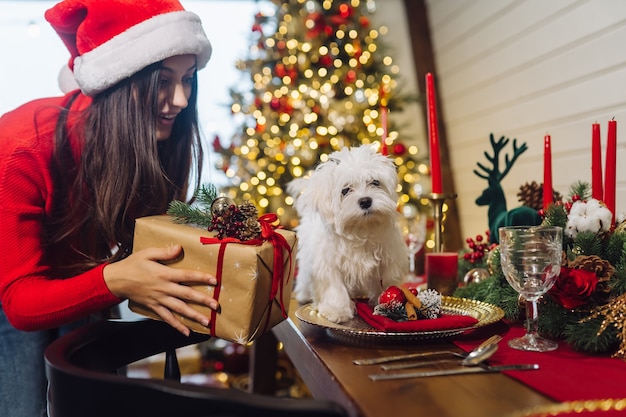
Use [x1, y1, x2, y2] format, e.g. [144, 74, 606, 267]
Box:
[213, 0, 429, 227]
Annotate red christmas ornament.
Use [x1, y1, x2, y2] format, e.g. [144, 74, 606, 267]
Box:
[319, 55, 333, 68]
[270, 97, 281, 111]
[275, 63, 286, 78]
[359, 16, 370, 27]
[344, 70, 357, 83]
[378, 285, 406, 306]
[338, 3, 353, 18]
[305, 12, 326, 40]
[392, 143, 407, 156]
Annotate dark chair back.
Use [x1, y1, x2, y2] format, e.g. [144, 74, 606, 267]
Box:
[45, 319, 348, 417]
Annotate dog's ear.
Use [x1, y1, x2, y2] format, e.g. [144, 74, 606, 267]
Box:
[292, 160, 339, 222]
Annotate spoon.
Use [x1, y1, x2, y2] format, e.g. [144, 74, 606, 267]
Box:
[381, 341, 499, 371]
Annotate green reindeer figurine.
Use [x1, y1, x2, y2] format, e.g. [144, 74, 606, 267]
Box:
[474, 134, 541, 243]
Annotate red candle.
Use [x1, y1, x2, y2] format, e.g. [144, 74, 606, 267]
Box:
[543, 134, 553, 210]
[591, 123, 603, 201]
[426, 73, 443, 193]
[426, 252, 458, 296]
[380, 105, 388, 155]
[605, 118, 617, 224]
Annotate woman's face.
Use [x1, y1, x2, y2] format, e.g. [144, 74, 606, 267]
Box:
[156, 54, 197, 141]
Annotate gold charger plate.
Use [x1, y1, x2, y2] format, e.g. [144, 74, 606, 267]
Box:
[295, 296, 504, 342]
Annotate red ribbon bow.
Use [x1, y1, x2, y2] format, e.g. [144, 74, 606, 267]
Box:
[199, 213, 293, 336]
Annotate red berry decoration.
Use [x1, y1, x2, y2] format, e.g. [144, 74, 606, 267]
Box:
[378, 285, 406, 306]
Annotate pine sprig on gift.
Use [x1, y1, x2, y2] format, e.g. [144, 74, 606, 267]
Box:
[166, 184, 218, 227]
[195, 184, 219, 206]
[167, 200, 213, 227]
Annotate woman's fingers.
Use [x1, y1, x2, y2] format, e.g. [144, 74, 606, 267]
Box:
[151, 305, 191, 336]
[104, 245, 221, 335]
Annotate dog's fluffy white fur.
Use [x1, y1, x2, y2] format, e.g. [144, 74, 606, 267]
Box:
[288, 145, 408, 323]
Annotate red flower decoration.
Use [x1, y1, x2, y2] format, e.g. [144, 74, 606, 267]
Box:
[549, 267, 598, 309]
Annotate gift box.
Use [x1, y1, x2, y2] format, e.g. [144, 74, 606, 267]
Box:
[129, 215, 296, 344]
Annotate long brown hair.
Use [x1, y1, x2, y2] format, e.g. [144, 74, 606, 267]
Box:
[47, 61, 204, 275]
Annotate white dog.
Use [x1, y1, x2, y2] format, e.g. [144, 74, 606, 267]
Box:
[288, 145, 408, 323]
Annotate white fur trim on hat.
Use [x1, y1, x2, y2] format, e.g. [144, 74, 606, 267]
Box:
[57, 64, 80, 94]
[73, 11, 211, 96]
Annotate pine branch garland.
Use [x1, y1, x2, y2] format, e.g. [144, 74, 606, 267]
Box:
[568, 181, 591, 200]
[455, 181, 626, 359]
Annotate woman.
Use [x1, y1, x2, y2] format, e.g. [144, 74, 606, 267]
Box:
[0, 1, 218, 416]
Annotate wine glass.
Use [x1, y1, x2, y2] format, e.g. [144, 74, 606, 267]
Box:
[398, 205, 427, 282]
[499, 226, 563, 352]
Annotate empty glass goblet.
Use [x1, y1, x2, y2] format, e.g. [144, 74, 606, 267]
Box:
[499, 226, 562, 352]
[398, 205, 427, 282]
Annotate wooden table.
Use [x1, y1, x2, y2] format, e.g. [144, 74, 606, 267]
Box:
[265, 300, 557, 417]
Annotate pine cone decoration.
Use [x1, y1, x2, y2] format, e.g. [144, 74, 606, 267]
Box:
[517, 181, 562, 210]
[517, 181, 543, 210]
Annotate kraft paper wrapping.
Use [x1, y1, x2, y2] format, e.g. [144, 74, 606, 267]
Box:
[129, 215, 296, 344]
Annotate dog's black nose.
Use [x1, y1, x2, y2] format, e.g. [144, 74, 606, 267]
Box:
[359, 197, 372, 209]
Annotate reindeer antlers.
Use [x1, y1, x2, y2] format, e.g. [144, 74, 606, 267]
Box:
[473, 134, 528, 184]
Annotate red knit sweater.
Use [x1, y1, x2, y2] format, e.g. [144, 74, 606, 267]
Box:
[0, 93, 121, 331]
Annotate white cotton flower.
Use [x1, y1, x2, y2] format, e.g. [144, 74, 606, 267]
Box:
[566, 199, 613, 239]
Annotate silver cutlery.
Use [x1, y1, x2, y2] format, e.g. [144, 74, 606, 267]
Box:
[354, 334, 503, 366]
[369, 364, 539, 381]
[381, 342, 498, 370]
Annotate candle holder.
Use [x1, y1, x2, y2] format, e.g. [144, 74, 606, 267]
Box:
[427, 192, 457, 253]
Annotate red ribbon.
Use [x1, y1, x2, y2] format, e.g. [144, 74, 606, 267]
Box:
[199, 213, 293, 336]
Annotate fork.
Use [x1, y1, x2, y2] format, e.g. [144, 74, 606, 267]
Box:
[353, 334, 503, 366]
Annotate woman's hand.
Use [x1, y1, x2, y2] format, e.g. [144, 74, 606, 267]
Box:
[103, 245, 219, 336]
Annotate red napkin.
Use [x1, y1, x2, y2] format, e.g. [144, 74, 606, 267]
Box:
[453, 324, 626, 404]
[356, 301, 479, 332]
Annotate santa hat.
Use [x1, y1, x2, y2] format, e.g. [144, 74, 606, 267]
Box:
[45, 0, 212, 96]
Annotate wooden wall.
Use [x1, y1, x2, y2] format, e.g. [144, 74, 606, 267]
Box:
[422, 0, 626, 241]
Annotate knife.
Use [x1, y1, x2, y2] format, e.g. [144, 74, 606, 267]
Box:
[369, 364, 539, 381]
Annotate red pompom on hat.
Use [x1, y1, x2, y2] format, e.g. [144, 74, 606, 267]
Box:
[45, 0, 212, 96]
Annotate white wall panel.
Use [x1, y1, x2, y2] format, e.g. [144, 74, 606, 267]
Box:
[424, 0, 626, 240]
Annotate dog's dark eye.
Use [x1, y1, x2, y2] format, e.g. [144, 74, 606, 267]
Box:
[370, 180, 380, 187]
[341, 187, 351, 196]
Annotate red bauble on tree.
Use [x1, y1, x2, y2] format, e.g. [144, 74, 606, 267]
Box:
[392, 142, 407, 156]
